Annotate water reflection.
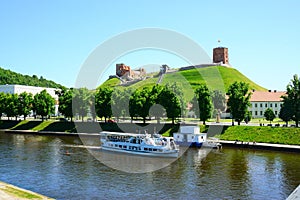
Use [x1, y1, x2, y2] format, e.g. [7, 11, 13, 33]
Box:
[0, 132, 299, 200]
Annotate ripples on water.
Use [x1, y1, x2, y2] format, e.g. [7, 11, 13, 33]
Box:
[0, 132, 299, 200]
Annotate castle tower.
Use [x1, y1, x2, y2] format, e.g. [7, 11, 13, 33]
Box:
[213, 47, 229, 64]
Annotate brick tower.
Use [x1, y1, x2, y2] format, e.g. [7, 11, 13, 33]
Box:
[213, 47, 229, 64]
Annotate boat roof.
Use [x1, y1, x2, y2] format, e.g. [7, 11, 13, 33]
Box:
[100, 131, 174, 139]
[173, 132, 206, 135]
[100, 131, 147, 137]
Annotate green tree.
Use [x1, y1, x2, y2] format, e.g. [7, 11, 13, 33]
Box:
[129, 87, 152, 124]
[56, 89, 74, 121]
[111, 88, 132, 121]
[212, 90, 226, 112]
[282, 74, 300, 127]
[33, 90, 55, 121]
[192, 84, 212, 125]
[166, 83, 186, 117]
[95, 87, 113, 122]
[264, 108, 276, 124]
[244, 110, 252, 124]
[279, 99, 293, 126]
[4, 93, 19, 120]
[18, 92, 33, 120]
[72, 88, 91, 122]
[0, 92, 6, 120]
[89, 93, 97, 122]
[227, 81, 252, 125]
[158, 84, 182, 124]
[0, 67, 64, 88]
[149, 85, 164, 123]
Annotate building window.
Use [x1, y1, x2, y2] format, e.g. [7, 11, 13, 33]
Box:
[260, 103, 263, 107]
[275, 103, 277, 107]
[265, 103, 268, 107]
[255, 103, 257, 108]
[260, 111, 263, 116]
[270, 103, 272, 107]
[275, 111, 278, 115]
[255, 111, 258, 115]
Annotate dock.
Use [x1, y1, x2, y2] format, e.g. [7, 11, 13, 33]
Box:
[219, 140, 300, 152]
[287, 184, 300, 200]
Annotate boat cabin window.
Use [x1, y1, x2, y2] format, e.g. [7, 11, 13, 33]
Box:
[131, 139, 136, 143]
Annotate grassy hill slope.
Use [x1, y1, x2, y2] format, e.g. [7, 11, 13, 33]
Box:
[100, 66, 267, 101]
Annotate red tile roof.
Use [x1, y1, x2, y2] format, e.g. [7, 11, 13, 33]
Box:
[250, 91, 286, 102]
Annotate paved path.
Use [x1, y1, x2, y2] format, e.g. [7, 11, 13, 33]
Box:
[0, 181, 53, 200]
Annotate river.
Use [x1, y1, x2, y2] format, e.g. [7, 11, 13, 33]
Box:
[0, 131, 299, 199]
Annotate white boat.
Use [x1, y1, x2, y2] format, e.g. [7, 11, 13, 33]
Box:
[100, 131, 179, 158]
[173, 126, 222, 149]
[173, 126, 206, 148]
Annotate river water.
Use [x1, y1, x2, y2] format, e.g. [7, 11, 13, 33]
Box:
[0, 132, 299, 200]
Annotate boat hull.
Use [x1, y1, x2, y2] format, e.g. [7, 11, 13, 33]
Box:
[176, 141, 203, 148]
[101, 146, 179, 158]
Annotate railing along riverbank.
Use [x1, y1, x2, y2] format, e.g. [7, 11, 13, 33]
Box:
[219, 140, 300, 152]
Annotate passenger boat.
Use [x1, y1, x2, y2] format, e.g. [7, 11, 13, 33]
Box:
[100, 131, 179, 158]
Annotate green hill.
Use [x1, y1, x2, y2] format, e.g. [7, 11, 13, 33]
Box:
[0, 67, 65, 88]
[101, 66, 267, 101]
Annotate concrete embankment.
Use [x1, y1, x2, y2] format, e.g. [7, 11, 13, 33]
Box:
[219, 140, 300, 152]
[3, 129, 99, 138]
[0, 181, 53, 199]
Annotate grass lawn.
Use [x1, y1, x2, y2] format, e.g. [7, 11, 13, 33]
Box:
[220, 126, 300, 145]
[0, 181, 46, 199]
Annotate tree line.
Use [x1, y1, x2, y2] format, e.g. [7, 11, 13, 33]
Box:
[0, 90, 55, 121]
[2, 74, 299, 127]
[56, 83, 227, 124]
[0, 67, 64, 88]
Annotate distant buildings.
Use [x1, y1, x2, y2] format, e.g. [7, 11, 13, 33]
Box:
[213, 47, 229, 64]
[248, 90, 286, 118]
[116, 63, 146, 80]
[0, 84, 60, 116]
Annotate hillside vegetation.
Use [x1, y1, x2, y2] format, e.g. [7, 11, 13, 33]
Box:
[101, 66, 267, 101]
[0, 67, 64, 88]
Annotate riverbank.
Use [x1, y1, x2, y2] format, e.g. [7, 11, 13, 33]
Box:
[0, 181, 53, 199]
[219, 126, 300, 145]
[219, 140, 300, 152]
[1, 119, 300, 149]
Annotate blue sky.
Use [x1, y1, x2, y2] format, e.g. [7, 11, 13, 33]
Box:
[0, 0, 299, 90]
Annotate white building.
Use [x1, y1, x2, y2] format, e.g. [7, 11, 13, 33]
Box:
[249, 90, 286, 118]
[0, 84, 60, 116]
